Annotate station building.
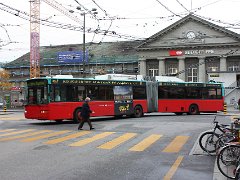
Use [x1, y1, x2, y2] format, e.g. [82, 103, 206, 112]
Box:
[3, 14, 240, 105]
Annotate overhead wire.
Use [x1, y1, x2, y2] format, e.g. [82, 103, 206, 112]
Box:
[0, 0, 239, 45]
[0, 3, 142, 41]
[155, 0, 182, 18]
[175, 0, 190, 12]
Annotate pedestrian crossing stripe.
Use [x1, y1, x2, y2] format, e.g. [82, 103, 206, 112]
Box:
[44, 131, 91, 145]
[129, 134, 162, 152]
[0, 130, 52, 141]
[0, 117, 24, 121]
[0, 129, 16, 133]
[69, 132, 115, 147]
[162, 136, 189, 153]
[0, 129, 190, 153]
[0, 129, 35, 137]
[98, 133, 137, 150]
[21, 130, 71, 142]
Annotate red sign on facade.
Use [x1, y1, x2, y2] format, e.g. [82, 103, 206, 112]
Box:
[169, 50, 184, 56]
[11, 86, 21, 91]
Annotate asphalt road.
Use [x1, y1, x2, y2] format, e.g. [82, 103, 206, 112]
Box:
[0, 112, 232, 180]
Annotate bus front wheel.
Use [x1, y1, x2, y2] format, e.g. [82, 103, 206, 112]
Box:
[188, 104, 199, 115]
[73, 108, 81, 124]
[133, 106, 143, 118]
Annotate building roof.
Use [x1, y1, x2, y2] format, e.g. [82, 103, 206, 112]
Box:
[137, 14, 240, 50]
[5, 41, 141, 68]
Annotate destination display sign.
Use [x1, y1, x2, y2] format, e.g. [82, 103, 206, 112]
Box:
[51, 79, 146, 86]
[27, 79, 47, 86]
[159, 82, 222, 87]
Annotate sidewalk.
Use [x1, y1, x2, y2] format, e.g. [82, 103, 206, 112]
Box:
[213, 105, 239, 180]
[0, 107, 24, 115]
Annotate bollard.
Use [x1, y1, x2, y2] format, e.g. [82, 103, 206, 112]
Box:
[223, 103, 227, 114]
[3, 106, 7, 112]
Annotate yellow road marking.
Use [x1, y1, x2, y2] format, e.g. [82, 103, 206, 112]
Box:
[0, 130, 52, 141]
[0, 117, 23, 121]
[69, 132, 115, 147]
[44, 131, 91, 144]
[163, 156, 184, 180]
[21, 130, 71, 142]
[98, 133, 137, 150]
[0, 129, 35, 137]
[162, 136, 189, 153]
[0, 114, 25, 121]
[0, 129, 16, 133]
[129, 134, 162, 152]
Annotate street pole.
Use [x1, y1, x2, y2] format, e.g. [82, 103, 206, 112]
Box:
[82, 12, 86, 78]
[69, 7, 97, 78]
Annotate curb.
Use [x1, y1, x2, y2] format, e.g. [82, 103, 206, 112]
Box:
[213, 158, 228, 180]
[190, 131, 230, 180]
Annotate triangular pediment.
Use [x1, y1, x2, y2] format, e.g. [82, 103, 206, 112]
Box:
[137, 14, 240, 50]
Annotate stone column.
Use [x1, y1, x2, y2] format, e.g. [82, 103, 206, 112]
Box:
[158, 58, 165, 76]
[139, 58, 146, 76]
[198, 57, 206, 82]
[220, 56, 227, 71]
[178, 57, 185, 81]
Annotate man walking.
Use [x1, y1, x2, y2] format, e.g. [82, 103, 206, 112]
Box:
[78, 97, 94, 130]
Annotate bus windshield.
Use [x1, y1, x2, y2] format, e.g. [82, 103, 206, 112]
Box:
[26, 79, 48, 105]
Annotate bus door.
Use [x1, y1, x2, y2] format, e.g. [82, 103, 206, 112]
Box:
[113, 86, 133, 116]
[146, 81, 158, 112]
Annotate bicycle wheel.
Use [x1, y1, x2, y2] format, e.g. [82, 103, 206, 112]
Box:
[199, 131, 219, 154]
[215, 134, 236, 154]
[236, 165, 240, 180]
[216, 144, 240, 179]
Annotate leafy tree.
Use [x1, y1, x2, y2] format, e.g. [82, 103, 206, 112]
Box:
[0, 69, 12, 91]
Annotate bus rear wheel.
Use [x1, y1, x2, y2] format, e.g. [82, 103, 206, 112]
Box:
[133, 106, 143, 118]
[55, 120, 63, 123]
[73, 108, 81, 124]
[188, 104, 199, 115]
[175, 112, 183, 115]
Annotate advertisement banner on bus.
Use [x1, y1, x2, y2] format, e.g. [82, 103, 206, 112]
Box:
[113, 86, 133, 115]
[57, 51, 89, 64]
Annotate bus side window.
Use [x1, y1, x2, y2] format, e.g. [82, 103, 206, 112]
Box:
[78, 86, 85, 101]
[106, 86, 114, 100]
[202, 88, 208, 99]
[216, 88, 222, 99]
[208, 88, 217, 99]
[133, 86, 146, 99]
[98, 86, 106, 100]
[49, 85, 54, 102]
[87, 86, 99, 100]
[158, 86, 168, 99]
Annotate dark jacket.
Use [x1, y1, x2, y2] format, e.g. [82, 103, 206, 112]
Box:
[80, 102, 92, 118]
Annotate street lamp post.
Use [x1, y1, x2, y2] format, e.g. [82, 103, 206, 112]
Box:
[82, 12, 86, 77]
[70, 7, 97, 78]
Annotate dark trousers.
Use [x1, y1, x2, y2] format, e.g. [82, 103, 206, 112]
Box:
[78, 117, 92, 129]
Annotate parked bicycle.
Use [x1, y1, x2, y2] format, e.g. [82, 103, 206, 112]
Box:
[217, 143, 240, 179]
[235, 159, 240, 180]
[199, 115, 231, 154]
[215, 119, 239, 154]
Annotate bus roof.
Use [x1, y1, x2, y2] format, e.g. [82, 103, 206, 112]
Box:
[155, 76, 185, 82]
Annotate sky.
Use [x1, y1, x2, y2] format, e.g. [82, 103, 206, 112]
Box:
[0, 0, 240, 63]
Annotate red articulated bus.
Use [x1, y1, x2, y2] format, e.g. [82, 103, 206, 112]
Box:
[155, 76, 224, 115]
[24, 74, 224, 122]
